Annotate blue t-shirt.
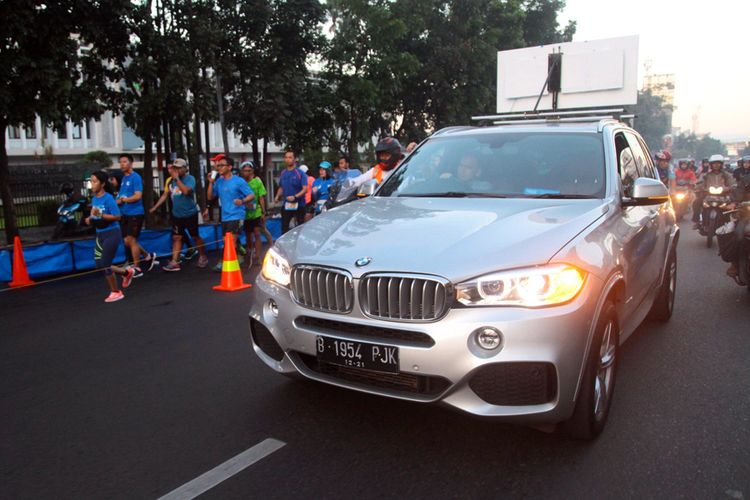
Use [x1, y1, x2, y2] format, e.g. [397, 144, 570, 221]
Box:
[312, 178, 334, 202]
[118, 171, 145, 216]
[91, 192, 121, 233]
[279, 168, 307, 206]
[169, 175, 198, 218]
[213, 175, 253, 221]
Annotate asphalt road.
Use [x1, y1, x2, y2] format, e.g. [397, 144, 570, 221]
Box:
[2, 222, 749, 499]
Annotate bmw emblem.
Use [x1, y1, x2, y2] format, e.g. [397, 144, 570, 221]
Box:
[355, 257, 372, 267]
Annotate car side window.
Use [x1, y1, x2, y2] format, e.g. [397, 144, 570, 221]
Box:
[615, 133, 638, 197]
[624, 132, 653, 179]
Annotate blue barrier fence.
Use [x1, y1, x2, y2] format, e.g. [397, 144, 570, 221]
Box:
[0, 219, 281, 283]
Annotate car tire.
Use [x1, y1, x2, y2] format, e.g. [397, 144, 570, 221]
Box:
[561, 301, 618, 440]
[648, 250, 677, 322]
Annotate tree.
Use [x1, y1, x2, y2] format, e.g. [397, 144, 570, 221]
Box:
[672, 132, 725, 161]
[0, 0, 130, 243]
[633, 89, 672, 153]
[82, 150, 114, 170]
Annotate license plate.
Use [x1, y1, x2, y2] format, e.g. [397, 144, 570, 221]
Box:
[316, 336, 399, 373]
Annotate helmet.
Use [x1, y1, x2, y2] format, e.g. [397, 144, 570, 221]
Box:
[708, 154, 724, 164]
[655, 151, 667, 162]
[743, 155, 750, 165]
[662, 151, 672, 161]
[59, 182, 74, 195]
[678, 159, 688, 169]
[375, 137, 404, 171]
[299, 164, 309, 174]
[319, 161, 332, 169]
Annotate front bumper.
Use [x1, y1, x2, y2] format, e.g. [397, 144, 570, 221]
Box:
[248, 273, 605, 424]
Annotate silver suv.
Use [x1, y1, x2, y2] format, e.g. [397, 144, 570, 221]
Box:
[249, 118, 679, 439]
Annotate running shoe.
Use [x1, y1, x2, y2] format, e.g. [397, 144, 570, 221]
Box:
[105, 290, 125, 303]
[163, 261, 181, 272]
[184, 248, 198, 261]
[213, 262, 223, 272]
[197, 255, 209, 268]
[131, 266, 143, 279]
[122, 267, 135, 288]
[146, 252, 159, 271]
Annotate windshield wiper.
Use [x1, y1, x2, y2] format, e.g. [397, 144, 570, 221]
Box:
[524, 193, 597, 199]
[398, 192, 469, 198]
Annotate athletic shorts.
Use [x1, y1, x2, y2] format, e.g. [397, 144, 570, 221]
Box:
[120, 215, 144, 238]
[221, 220, 243, 237]
[94, 228, 122, 276]
[172, 214, 199, 238]
[244, 217, 261, 232]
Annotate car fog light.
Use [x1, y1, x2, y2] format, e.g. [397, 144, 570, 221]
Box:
[474, 327, 503, 350]
[269, 299, 279, 317]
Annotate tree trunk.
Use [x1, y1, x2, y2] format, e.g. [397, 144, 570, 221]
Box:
[192, 111, 206, 210]
[215, 74, 230, 156]
[162, 119, 171, 161]
[349, 107, 358, 165]
[0, 117, 19, 244]
[251, 134, 260, 168]
[142, 127, 154, 227]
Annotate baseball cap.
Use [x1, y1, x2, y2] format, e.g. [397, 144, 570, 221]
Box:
[319, 161, 332, 169]
[210, 153, 226, 162]
[173, 158, 188, 168]
[299, 165, 309, 173]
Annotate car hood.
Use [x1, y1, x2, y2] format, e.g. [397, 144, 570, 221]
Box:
[276, 197, 607, 281]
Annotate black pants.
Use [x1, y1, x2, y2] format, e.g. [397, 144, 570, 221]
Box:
[281, 206, 305, 234]
[692, 194, 704, 222]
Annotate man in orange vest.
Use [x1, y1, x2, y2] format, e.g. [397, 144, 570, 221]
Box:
[351, 137, 405, 189]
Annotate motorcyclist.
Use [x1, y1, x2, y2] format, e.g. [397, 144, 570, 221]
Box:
[718, 166, 750, 280]
[350, 137, 405, 189]
[688, 158, 696, 172]
[693, 154, 736, 229]
[655, 151, 675, 190]
[675, 159, 697, 186]
[697, 158, 710, 180]
[733, 155, 750, 183]
[60, 182, 84, 205]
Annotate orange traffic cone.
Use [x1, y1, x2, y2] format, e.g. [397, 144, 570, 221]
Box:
[213, 232, 251, 292]
[9, 236, 35, 288]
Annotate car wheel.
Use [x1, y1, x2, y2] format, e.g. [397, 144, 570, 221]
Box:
[648, 250, 677, 321]
[561, 301, 619, 440]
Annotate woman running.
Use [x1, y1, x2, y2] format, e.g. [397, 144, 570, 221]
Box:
[86, 170, 135, 302]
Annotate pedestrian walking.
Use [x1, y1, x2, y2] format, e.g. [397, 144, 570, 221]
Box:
[85, 170, 135, 303]
[149, 158, 209, 271]
[240, 161, 273, 268]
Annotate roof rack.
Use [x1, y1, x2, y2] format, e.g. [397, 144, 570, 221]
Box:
[471, 108, 633, 125]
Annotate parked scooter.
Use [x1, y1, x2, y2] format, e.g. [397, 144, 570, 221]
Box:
[51, 183, 93, 240]
[699, 185, 731, 248]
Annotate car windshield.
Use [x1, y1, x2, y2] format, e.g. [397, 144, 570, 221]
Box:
[377, 132, 606, 199]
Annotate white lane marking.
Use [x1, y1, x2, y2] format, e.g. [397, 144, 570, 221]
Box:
[158, 438, 286, 500]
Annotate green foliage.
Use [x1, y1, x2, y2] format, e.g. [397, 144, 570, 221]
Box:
[633, 90, 672, 153]
[82, 150, 113, 170]
[672, 133, 725, 160]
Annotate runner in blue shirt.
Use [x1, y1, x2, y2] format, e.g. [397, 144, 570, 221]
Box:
[274, 150, 308, 234]
[85, 170, 136, 303]
[116, 153, 156, 276]
[149, 158, 209, 271]
[207, 156, 254, 270]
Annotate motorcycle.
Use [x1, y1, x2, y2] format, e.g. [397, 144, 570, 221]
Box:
[51, 193, 92, 240]
[671, 181, 693, 221]
[699, 185, 731, 248]
[731, 202, 750, 290]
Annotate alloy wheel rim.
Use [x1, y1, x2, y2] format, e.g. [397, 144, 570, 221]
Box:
[594, 321, 616, 421]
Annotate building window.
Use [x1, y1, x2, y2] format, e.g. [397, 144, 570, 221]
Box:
[8, 127, 21, 139]
[25, 127, 36, 139]
[86, 120, 94, 140]
[57, 124, 67, 139]
[72, 124, 82, 139]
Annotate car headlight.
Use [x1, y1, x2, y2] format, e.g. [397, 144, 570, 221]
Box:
[708, 186, 723, 195]
[674, 192, 686, 201]
[456, 264, 585, 307]
[261, 247, 291, 287]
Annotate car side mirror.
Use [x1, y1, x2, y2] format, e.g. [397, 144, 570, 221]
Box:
[357, 180, 377, 198]
[622, 177, 670, 207]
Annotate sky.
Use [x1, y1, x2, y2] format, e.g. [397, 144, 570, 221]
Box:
[558, 0, 749, 142]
